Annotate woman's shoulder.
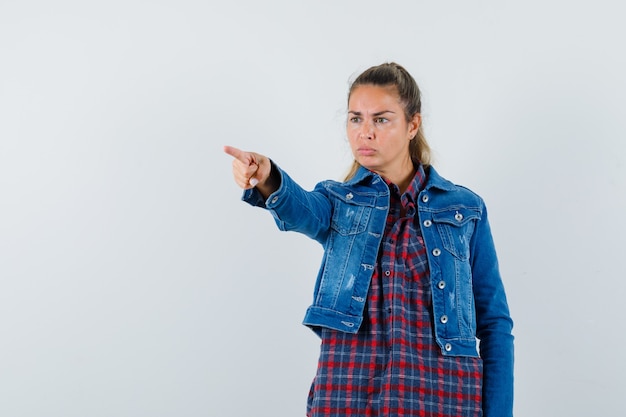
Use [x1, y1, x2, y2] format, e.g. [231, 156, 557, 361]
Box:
[426, 166, 485, 208]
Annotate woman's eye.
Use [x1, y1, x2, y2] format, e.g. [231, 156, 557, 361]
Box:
[374, 117, 388, 124]
[349, 117, 361, 123]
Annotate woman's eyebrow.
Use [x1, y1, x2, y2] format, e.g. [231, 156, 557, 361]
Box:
[348, 110, 396, 116]
[373, 110, 395, 116]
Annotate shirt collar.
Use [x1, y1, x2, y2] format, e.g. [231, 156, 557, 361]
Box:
[406, 164, 427, 196]
[382, 164, 427, 205]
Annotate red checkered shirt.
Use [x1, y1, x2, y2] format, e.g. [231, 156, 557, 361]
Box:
[307, 166, 483, 417]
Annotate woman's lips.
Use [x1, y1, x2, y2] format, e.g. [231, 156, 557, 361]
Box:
[357, 147, 376, 156]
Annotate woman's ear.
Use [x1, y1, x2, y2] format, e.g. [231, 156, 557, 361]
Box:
[409, 113, 421, 139]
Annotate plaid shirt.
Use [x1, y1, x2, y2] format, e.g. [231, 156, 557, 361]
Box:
[307, 167, 483, 417]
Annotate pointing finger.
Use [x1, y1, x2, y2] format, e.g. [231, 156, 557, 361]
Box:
[224, 145, 255, 166]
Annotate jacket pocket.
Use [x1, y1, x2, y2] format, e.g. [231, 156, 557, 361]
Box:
[433, 208, 480, 260]
[327, 186, 375, 236]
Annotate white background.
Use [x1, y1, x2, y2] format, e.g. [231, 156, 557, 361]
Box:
[1, 1, 625, 416]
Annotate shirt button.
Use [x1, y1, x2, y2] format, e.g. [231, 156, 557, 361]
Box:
[440, 315, 448, 324]
[384, 270, 391, 276]
[437, 280, 446, 290]
[421, 194, 429, 203]
[432, 248, 441, 256]
[423, 220, 432, 227]
[445, 343, 452, 352]
[455, 212, 463, 221]
[270, 196, 279, 204]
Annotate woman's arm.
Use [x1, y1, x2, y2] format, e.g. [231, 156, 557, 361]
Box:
[224, 145, 333, 244]
[470, 204, 514, 417]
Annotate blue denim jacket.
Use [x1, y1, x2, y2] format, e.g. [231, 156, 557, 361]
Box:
[243, 164, 514, 417]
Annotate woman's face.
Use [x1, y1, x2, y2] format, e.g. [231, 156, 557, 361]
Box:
[347, 84, 420, 178]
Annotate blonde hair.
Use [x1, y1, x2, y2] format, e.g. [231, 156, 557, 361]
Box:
[344, 62, 431, 181]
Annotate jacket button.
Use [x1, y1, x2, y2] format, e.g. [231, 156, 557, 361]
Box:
[455, 212, 463, 221]
[422, 194, 429, 203]
[346, 193, 353, 200]
[437, 280, 446, 289]
[440, 315, 448, 324]
[445, 343, 452, 352]
[423, 220, 432, 227]
[270, 196, 279, 204]
[432, 248, 441, 256]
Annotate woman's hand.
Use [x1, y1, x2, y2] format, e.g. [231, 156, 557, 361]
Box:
[223, 145, 277, 198]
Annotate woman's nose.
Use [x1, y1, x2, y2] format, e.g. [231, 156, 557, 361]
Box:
[359, 121, 374, 139]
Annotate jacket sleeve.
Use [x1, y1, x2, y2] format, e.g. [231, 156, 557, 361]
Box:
[470, 203, 514, 417]
[242, 162, 333, 245]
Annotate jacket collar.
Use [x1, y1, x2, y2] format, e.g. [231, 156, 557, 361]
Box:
[424, 165, 457, 192]
[345, 164, 457, 192]
[344, 165, 382, 186]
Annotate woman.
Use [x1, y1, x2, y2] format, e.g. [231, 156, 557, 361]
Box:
[224, 62, 514, 417]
